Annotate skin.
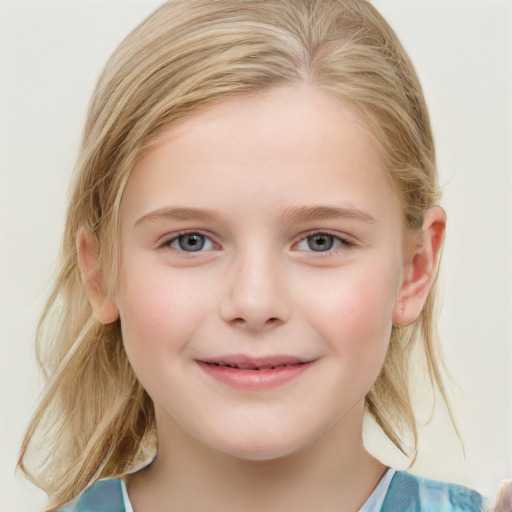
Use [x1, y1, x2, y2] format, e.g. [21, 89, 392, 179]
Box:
[79, 85, 445, 511]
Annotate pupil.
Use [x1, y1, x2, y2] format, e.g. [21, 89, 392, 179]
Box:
[179, 234, 205, 251]
[308, 234, 334, 251]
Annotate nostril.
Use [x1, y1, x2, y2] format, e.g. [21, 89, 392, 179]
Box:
[230, 316, 281, 329]
[262, 317, 282, 329]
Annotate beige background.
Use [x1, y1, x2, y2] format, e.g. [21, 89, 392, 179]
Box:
[1, 0, 511, 510]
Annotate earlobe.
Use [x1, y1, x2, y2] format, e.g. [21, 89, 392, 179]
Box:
[76, 228, 119, 324]
[392, 206, 446, 326]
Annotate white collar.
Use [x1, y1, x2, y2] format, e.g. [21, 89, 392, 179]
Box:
[358, 468, 396, 512]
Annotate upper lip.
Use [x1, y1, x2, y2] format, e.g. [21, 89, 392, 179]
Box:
[199, 354, 313, 370]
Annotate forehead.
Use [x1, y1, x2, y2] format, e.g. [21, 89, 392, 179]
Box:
[121, 85, 400, 227]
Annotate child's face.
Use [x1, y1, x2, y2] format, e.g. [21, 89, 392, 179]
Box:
[115, 85, 407, 460]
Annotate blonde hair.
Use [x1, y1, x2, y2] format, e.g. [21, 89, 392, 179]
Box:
[19, 0, 452, 509]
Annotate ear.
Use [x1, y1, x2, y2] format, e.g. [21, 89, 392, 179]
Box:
[392, 206, 446, 326]
[76, 228, 119, 324]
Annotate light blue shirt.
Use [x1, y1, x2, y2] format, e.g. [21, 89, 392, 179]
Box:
[61, 470, 484, 512]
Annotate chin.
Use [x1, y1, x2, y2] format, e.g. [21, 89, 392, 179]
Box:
[203, 422, 321, 462]
[220, 442, 302, 462]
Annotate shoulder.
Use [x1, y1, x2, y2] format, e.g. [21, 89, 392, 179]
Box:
[59, 479, 125, 512]
[381, 471, 484, 512]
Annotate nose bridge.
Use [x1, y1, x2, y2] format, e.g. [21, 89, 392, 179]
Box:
[220, 242, 290, 330]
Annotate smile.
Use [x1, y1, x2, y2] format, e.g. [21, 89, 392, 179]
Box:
[197, 355, 315, 390]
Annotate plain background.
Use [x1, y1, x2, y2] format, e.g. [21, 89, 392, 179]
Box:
[1, 0, 511, 510]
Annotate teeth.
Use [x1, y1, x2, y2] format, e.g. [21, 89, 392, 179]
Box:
[210, 362, 299, 370]
[259, 364, 289, 370]
[237, 363, 255, 370]
[214, 362, 238, 368]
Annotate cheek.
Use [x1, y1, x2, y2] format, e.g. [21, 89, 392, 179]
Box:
[301, 260, 399, 356]
[115, 266, 209, 366]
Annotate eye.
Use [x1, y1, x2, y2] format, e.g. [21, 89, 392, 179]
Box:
[164, 232, 216, 252]
[295, 233, 351, 252]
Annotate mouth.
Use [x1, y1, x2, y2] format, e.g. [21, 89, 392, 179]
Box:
[197, 355, 315, 390]
[206, 362, 301, 370]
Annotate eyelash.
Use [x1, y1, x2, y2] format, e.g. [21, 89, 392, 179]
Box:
[158, 231, 218, 253]
[158, 230, 354, 255]
[293, 231, 355, 255]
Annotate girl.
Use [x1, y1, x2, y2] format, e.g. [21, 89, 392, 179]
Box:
[18, 1, 485, 510]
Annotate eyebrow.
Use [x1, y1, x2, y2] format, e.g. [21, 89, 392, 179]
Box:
[279, 205, 376, 225]
[134, 207, 219, 227]
[134, 204, 376, 227]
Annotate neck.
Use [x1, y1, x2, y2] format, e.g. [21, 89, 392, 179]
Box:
[127, 404, 386, 511]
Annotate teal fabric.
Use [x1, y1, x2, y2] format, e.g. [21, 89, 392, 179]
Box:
[60, 471, 484, 511]
[381, 472, 484, 512]
[59, 479, 124, 512]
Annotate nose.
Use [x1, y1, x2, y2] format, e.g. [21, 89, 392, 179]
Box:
[220, 249, 291, 331]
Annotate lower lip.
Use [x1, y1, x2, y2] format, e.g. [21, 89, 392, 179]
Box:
[197, 361, 314, 390]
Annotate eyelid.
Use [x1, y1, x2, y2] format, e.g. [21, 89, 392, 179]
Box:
[157, 230, 220, 252]
[292, 230, 356, 253]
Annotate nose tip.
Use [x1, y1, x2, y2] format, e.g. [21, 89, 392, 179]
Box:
[220, 255, 290, 331]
